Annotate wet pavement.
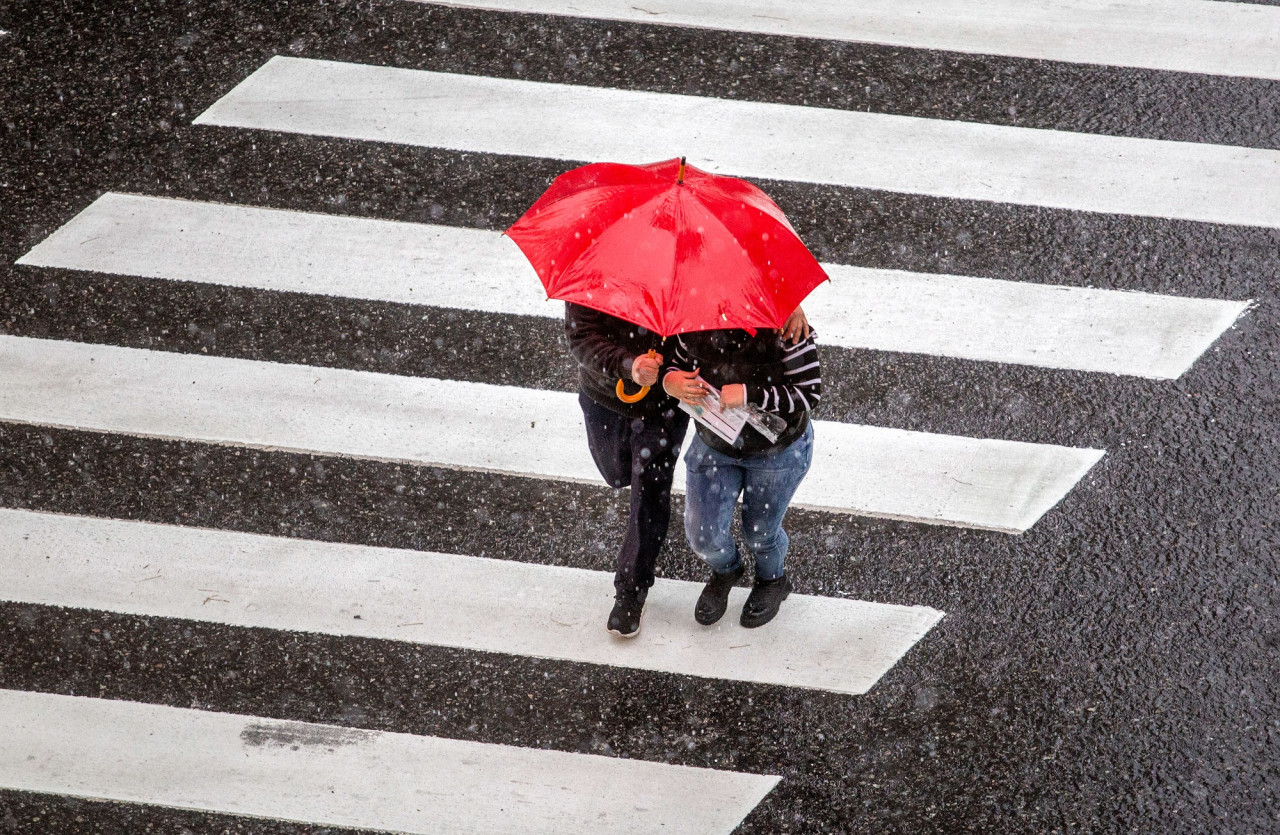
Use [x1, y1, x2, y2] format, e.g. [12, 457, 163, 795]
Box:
[1, 1, 1278, 832]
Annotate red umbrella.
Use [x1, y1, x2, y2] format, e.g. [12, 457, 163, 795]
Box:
[505, 157, 829, 339]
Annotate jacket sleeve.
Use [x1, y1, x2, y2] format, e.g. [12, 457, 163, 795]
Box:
[745, 331, 823, 415]
[564, 303, 636, 382]
[659, 334, 697, 377]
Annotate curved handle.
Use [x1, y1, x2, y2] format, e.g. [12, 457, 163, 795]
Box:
[617, 347, 660, 403]
[615, 379, 650, 403]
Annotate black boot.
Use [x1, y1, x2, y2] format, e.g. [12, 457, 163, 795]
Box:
[695, 563, 746, 625]
[607, 587, 648, 637]
[740, 574, 792, 628]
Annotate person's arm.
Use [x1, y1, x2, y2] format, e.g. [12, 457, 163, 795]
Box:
[564, 303, 641, 383]
[661, 335, 708, 405]
[719, 309, 812, 406]
[657, 333, 695, 376]
[743, 332, 823, 414]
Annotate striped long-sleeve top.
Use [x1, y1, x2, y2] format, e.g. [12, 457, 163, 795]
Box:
[664, 328, 822, 457]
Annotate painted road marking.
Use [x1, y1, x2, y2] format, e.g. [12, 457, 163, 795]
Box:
[20, 193, 1250, 379]
[419, 0, 1280, 81]
[0, 335, 1103, 532]
[0, 508, 943, 694]
[194, 57, 1280, 229]
[0, 688, 778, 834]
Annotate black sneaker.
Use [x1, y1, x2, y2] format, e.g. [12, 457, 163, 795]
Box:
[695, 563, 746, 625]
[607, 588, 648, 638]
[740, 575, 793, 628]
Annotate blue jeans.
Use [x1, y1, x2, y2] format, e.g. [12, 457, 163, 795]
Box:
[683, 424, 813, 581]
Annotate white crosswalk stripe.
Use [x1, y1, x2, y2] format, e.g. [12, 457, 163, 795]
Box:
[0, 688, 779, 834]
[19, 193, 1250, 379]
[422, 0, 1280, 81]
[195, 57, 1280, 228]
[0, 508, 943, 694]
[0, 334, 1103, 532]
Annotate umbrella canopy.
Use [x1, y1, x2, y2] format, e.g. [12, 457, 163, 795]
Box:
[505, 157, 828, 337]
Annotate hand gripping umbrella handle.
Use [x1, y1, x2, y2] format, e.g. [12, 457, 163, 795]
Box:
[616, 348, 658, 403]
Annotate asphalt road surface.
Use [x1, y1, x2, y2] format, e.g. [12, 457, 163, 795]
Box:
[1, 1, 1278, 833]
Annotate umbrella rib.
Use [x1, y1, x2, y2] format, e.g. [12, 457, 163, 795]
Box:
[692, 178, 800, 235]
[551, 186, 680, 334]
[665, 187, 685, 336]
[694, 187, 826, 319]
[680, 193, 774, 325]
[521, 181, 667, 236]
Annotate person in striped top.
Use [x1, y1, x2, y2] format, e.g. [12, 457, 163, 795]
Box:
[662, 325, 821, 628]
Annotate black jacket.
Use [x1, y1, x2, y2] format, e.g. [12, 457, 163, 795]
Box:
[564, 302, 676, 418]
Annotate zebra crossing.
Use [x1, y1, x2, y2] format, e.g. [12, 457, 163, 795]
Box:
[194, 56, 1280, 228]
[0, 0, 1264, 831]
[20, 192, 1249, 378]
[0, 508, 941, 694]
[0, 334, 1103, 531]
[2, 689, 778, 834]
[423, 0, 1280, 80]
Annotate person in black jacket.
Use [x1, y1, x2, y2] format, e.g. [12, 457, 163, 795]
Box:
[565, 302, 688, 637]
[566, 303, 810, 637]
[662, 327, 821, 628]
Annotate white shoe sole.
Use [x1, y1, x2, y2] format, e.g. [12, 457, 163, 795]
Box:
[607, 623, 641, 638]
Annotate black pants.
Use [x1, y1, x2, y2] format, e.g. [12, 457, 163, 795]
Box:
[579, 392, 690, 595]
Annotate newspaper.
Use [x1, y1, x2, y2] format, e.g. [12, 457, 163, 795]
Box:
[679, 382, 787, 446]
[679, 384, 748, 445]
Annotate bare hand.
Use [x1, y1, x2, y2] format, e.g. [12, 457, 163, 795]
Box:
[631, 352, 662, 387]
[720, 384, 746, 410]
[663, 370, 708, 405]
[782, 306, 810, 344]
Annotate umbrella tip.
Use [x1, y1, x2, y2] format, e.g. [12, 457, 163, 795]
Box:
[677, 156, 686, 185]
